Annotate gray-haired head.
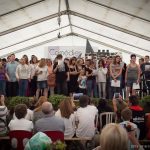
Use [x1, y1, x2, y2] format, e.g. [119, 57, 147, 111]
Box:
[42, 102, 53, 115]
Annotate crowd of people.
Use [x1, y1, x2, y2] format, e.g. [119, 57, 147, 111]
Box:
[0, 93, 149, 149]
[0, 53, 150, 100]
[0, 52, 150, 149]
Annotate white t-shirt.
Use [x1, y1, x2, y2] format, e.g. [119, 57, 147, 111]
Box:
[76, 105, 98, 138]
[16, 64, 30, 79]
[55, 109, 76, 138]
[120, 121, 138, 149]
[36, 66, 48, 81]
[120, 121, 137, 130]
[13, 109, 33, 121]
[8, 118, 33, 131]
[78, 76, 87, 89]
[97, 68, 107, 82]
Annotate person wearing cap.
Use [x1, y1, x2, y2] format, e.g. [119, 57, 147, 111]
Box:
[34, 102, 65, 133]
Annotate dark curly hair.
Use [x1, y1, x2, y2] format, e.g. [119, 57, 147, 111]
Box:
[15, 104, 27, 119]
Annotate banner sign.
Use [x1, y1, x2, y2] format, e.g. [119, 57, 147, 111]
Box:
[47, 46, 86, 60]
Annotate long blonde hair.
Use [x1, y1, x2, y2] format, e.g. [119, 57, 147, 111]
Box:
[59, 98, 74, 119]
[38, 58, 46, 68]
[34, 96, 47, 112]
[100, 123, 128, 150]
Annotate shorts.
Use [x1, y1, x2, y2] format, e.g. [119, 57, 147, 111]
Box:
[126, 80, 137, 88]
[37, 80, 47, 89]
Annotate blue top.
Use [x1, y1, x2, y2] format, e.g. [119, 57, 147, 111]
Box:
[6, 61, 18, 82]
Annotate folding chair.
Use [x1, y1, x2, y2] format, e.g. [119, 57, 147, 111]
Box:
[9, 130, 33, 150]
[44, 131, 64, 142]
[99, 112, 116, 130]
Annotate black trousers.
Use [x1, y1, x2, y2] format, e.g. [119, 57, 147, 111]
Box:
[6, 81, 18, 97]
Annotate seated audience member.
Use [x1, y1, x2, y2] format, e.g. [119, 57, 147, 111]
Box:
[0, 95, 8, 136]
[94, 123, 128, 150]
[34, 102, 65, 133]
[146, 113, 150, 140]
[0, 96, 10, 150]
[97, 99, 113, 129]
[8, 104, 33, 131]
[129, 95, 145, 140]
[25, 132, 52, 150]
[97, 99, 113, 114]
[120, 108, 140, 149]
[55, 98, 76, 138]
[33, 96, 47, 123]
[75, 95, 98, 138]
[112, 94, 128, 122]
[13, 103, 33, 121]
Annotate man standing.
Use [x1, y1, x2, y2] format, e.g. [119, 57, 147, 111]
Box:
[34, 102, 65, 133]
[6, 53, 18, 97]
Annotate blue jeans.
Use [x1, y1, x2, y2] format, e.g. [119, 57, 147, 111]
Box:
[19, 79, 28, 96]
[87, 79, 98, 97]
[0, 80, 6, 95]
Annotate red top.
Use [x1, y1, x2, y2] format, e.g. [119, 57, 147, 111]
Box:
[130, 105, 143, 111]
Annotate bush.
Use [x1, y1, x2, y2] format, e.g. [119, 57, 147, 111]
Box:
[52, 140, 66, 150]
[8, 96, 30, 109]
[140, 95, 150, 113]
[48, 95, 66, 110]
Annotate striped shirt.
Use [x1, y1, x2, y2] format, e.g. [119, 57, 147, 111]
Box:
[0, 106, 8, 132]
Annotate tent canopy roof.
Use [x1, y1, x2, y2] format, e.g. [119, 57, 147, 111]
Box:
[0, 0, 150, 57]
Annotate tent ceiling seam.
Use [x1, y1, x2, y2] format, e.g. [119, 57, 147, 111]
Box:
[72, 32, 142, 57]
[0, 33, 72, 58]
[0, 10, 68, 36]
[69, 10, 150, 41]
[86, 0, 150, 23]
[0, 0, 46, 17]
[0, 25, 70, 51]
[65, 0, 73, 33]
[72, 24, 150, 52]
[0, 10, 149, 41]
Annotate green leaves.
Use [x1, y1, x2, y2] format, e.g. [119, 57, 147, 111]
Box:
[52, 140, 66, 150]
[8, 96, 29, 108]
[48, 95, 66, 110]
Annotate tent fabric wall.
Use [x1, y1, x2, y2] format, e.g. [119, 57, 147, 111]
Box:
[0, 0, 149, 58]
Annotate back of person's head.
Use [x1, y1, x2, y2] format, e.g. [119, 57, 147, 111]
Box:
[121, 108, 132, 121]
[129, 95, 139, 106]
[15, 104, 27, 119]
[98, 99, 107, 108]
[59, 98, 74, 119]
[79, 95, 90, 108]
[100, 123, 128, 150]
[42, 102, 53, 115]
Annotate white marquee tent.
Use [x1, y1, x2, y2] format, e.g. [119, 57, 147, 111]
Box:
[0, 0, 150, 62]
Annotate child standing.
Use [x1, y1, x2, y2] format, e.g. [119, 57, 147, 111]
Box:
[78, 69, 87, 95]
